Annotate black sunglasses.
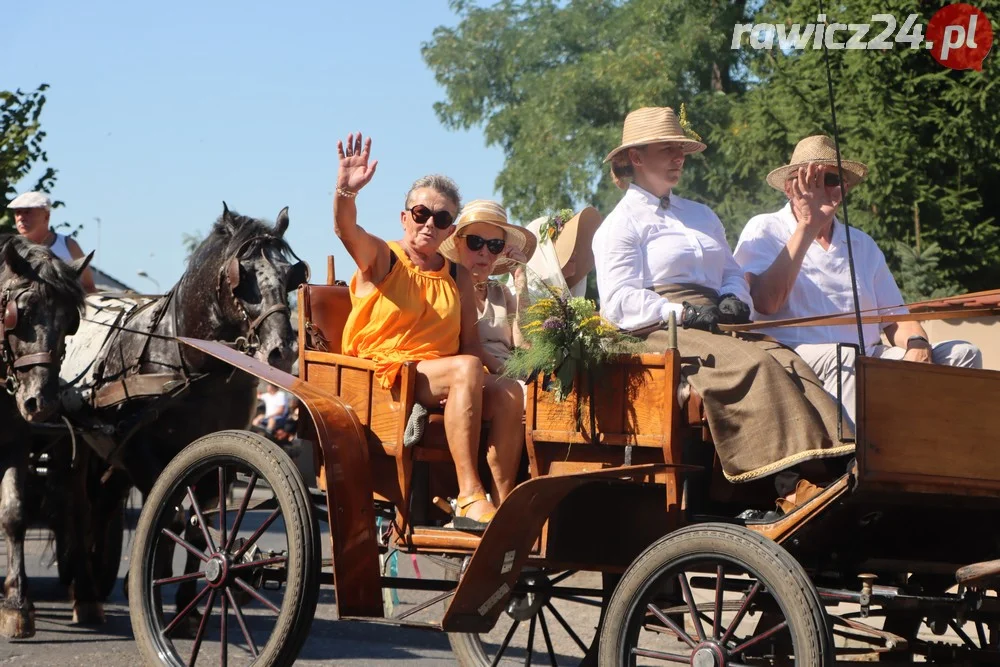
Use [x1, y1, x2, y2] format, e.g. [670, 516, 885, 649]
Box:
[824, 173, 841, 187]
[462, 234, 506, 255]
[408, 204, 454, 230]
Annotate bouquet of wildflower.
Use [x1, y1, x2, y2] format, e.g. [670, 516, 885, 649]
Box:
[537, 208, 575, 243]
[503, 288, 642, 401]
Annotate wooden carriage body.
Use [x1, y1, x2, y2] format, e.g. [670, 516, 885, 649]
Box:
[168, 277, 1000, 661]
[295, 276, 695, 571]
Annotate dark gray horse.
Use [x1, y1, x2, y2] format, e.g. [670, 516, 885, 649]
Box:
[0, 236, 89, 638]
[63, 204, 305, 626]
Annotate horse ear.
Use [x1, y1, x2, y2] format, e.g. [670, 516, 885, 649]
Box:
[3, 242, 32, 277]
[274, 207, 289, 238]
[69, 250, 95, 276]
[221, 201, 238, 233]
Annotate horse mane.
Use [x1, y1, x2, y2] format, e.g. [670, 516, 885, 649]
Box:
[0, 234, 86, 308]
[190, 209, 294, 267]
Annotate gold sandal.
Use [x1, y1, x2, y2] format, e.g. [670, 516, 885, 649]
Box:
[451, 492, 496, 532]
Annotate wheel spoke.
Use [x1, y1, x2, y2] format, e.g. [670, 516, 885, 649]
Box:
[544, 603, 588, 653]
[218, 467, 227, 552]
[949, 619, 977, 649]
[977, 620, 989, 649]
[154, 570, 207, 588]
[164, 584, 211, 637]
[731, 619, 788, 654]
[713, 564, 724, 640]
[537, 610, 558, 667]
[524, 615, 536, 667]
[187, 486, 219, 554]
[225, 588, 259, 658]
[720, 581, 760, 645]
[549, 595, 602, 608]
[220, 589, 228, 667]
[233, 576, 281, 614]
[230, 555, 287, 571]
[188, 588, 217, 666]
[225, 472, 258, 552]
[484, 619, 518, 667]
[630, 646, 689, 663]
[233, 506, 282, 560]
[548, 571, 576, 586]
[645, 602, 696, 648]
[678, 572, 706, 641]
[162, 528, 209, 563]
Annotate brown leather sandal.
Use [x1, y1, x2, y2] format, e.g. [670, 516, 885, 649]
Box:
[451, 492, 496, 532]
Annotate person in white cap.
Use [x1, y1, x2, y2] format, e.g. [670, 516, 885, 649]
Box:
[8, 191, 97, 292]
[733, 135, 982, 430]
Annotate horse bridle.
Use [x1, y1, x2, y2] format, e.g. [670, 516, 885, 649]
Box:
[0, 285, 72, 395]
[218, 235, 309, 354]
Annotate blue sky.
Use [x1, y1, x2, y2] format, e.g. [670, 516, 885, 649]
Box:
[6, 0, 504, 290]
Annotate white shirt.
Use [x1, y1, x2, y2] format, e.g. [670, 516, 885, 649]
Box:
[593, 184, 751, 330]
[733, 203, 906, 349]
[261, 390, 288, 417]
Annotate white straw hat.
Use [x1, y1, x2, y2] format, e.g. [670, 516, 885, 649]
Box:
[766, 135, 869, 190]
[604, 107, 707, 163]
[438, 199, 537, 276]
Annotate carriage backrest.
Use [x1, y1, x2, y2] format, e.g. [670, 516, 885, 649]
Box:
[298, 283, 351, 354]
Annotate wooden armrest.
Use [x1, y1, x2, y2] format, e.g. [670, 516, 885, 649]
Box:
[302, 349, 377, 372]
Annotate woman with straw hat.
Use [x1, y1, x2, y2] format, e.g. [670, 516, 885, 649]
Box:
[439, 199, 537, 372]
[593, 107, 854, 519]
[334, 133, 524, 530]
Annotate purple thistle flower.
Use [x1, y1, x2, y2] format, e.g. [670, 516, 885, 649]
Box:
[542, 317, 565, 331]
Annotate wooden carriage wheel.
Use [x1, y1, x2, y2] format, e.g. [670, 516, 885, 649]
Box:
[128, 430, 320, 666]
[599, 523, 834, 666]
[446, 561, 616, 666]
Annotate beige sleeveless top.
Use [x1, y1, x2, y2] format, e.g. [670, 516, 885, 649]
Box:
[477, 282, 514, 364]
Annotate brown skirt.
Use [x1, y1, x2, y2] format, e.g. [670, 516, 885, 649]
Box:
[646, 284, 855, 483]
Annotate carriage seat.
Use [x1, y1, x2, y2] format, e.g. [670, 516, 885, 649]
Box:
[298, 282, 708, 458]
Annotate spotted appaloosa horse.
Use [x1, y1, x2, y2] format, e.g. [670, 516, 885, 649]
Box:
[62, 204, 306, 627]
[0, 235, 90, 638]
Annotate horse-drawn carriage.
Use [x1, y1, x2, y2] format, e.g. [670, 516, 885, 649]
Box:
[119, 257, 1000, 666]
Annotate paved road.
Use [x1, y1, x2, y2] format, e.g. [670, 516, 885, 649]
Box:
[0, 488, 603, 667]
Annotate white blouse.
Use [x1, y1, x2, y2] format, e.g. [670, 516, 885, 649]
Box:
[593, 184, 751, 330]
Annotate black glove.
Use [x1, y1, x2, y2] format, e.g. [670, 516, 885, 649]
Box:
[681, 302, 722, 333]
[718, 293, 751, 325]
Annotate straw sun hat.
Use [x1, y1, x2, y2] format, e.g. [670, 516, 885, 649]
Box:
[766, 135, 869, 191]
[525, 207, 603, 288]
[604, 106, 707, 164]
[438, 199, 537, 276]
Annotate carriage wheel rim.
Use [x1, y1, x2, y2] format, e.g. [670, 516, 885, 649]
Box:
[139, 456, 293, 666]
[619, 554, 798, 665]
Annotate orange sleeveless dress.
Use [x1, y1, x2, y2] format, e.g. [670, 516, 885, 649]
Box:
[342, 241, 462, 389]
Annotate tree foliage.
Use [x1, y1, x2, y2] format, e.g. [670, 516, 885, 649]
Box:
[0, 84, 59, 232]
[424, 0, 1000, 293]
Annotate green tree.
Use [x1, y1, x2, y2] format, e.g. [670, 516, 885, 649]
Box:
[425, 0, 1000, 294]
[693, 0, 1000, 289]
[893, 240, 961, 302]
[423, 0, 754, 222]
[0, 84, 59, 232]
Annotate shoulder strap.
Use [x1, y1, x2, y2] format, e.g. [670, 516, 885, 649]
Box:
[389, 252, 398, 271]
[449, 260, 457, 280]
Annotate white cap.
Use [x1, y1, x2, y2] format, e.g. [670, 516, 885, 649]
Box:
[8, 191, 51, 210]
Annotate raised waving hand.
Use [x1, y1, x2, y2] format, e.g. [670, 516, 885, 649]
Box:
[337, 132, 379, 194]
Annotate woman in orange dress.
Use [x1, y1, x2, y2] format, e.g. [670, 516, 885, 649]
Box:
[334, 132, 523, 530]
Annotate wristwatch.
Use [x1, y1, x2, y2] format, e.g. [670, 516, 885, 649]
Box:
[906, 335, 931, 349]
